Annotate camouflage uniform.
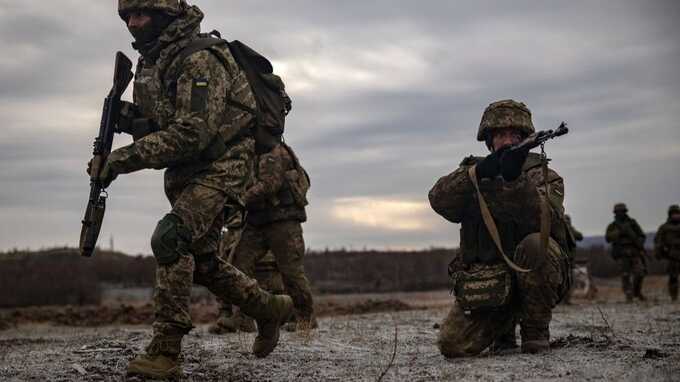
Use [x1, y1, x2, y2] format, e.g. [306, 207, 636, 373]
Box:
[231, 143, 315, 324]
[654, 205, 680, 301]
[605, 204, 647, 301]
[104, 1, 292, 377]
[429, 100, 570, 357]
[210, 231, 285, 334]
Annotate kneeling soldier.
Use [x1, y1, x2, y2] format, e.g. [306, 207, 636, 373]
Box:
[429, 100, 571, 356]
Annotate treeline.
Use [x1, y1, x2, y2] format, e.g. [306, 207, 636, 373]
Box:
[0, 245, 668, 308]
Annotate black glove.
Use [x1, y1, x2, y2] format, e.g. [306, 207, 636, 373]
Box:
[500, 146, 530, 181]
[476, 146, 509, 180]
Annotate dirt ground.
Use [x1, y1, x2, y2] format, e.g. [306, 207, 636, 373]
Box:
[1, 277, 679, 381]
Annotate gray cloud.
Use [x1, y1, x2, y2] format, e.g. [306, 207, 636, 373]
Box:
[0, 1, 678, 253]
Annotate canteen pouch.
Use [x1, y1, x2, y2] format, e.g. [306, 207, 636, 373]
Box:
[451, 262, 512, 313]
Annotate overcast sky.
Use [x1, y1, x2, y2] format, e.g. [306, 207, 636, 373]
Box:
[1, 1, 678, 254]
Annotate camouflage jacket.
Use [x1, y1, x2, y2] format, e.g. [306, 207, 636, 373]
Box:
[429, 153, 567, 265]
[246, 143, 307, 226]
[654, 220, 680, 261]
[110, 4, 256, 204]
[605, 216, 645, 258]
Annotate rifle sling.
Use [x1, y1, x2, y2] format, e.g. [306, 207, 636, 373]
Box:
[468, 166, 531, 273]
[539, 155, 552, 266]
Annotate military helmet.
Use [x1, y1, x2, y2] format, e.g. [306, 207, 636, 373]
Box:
[477, 99, 535, 141]
[669, 204, 680, 215]
[613, 203, 628, 213]
[118, 0, 181, 19]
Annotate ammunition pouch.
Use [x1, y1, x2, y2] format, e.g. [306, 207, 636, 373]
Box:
[283, 168, 310, 208]
[151, 214, 192, 265]
[450, 262, 513, 313]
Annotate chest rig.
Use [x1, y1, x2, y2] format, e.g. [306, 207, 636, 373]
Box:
[133, 59, 176, 131]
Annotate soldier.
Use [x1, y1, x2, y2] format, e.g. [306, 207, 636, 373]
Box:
[605, 203, 647, 302]
[209, 247, 285, 334]
[97, 1, 293, 378]
[562, 214, 584, 304]
[654, 205, 680, 302]
[429, 99, 571, 356]
[223, 140, 316, 332]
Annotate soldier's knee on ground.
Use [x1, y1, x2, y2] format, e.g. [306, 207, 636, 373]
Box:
[437, 305, 491, 358]
[151, 214, 192, 265]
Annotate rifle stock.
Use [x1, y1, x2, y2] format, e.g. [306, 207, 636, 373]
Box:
[79, 52, 133, 257]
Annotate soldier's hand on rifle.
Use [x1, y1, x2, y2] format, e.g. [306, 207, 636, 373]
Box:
[476, 146, 509, 180]
[500, 146, 530, 182]
[98, 149, 128, 188]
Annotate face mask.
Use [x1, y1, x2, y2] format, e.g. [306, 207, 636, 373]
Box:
[127, 12, 174, 45]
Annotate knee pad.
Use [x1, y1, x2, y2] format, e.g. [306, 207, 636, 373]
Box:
[151, 214, 192, 265]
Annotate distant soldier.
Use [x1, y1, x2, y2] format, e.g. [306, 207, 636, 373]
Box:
[429, 100, 571, 356]
[562, 214, 584, 304]
[654, 205, 680, 302]
[605, 203, 647, 302]
[211, 141, 316, 332]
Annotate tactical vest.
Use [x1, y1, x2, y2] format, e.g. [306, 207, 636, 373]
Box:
[458, 154, 558, 264]
[660, 222, 680, 260]
[608, 218, 644, 258]
[247, 145, 307, 227]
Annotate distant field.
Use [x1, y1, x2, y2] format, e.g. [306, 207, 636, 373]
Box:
[0, 245, 669, 309]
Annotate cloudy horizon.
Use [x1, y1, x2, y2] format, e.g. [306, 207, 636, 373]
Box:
[1, 1, 678, 254]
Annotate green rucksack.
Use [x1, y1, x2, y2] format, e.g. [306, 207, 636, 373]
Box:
[172, 31, 292, 152]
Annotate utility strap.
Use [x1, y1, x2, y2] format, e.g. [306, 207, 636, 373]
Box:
[468, 166, 531, 273]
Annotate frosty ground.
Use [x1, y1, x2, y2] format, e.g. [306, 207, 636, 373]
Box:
[1, 282, 679, 381]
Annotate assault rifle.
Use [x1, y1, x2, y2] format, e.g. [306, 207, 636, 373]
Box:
[79, 52, 134, 258]
[509, 122, 569, 153]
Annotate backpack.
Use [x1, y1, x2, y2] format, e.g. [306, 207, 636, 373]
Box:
[171, 31, 292, 152]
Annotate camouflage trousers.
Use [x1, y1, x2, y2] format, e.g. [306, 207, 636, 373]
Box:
[151, 182, 270, 345]
[616, 255, 647, 298]
[231, 221, 315, 319]
[438, 233, 570, 357]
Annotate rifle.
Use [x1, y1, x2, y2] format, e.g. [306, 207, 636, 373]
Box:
[509, 122, 569, 153]
[79, 52, 134, 258]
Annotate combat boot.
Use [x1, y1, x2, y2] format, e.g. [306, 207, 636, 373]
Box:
[127, 335, 182, 379]
[520, 322, 550, 354]
[633, 277, 646, 301]
[246, 294, 293, 358]
[491, 328, 518, 353]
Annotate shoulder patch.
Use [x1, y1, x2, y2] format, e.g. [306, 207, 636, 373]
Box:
[190, 78, 209, 112]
